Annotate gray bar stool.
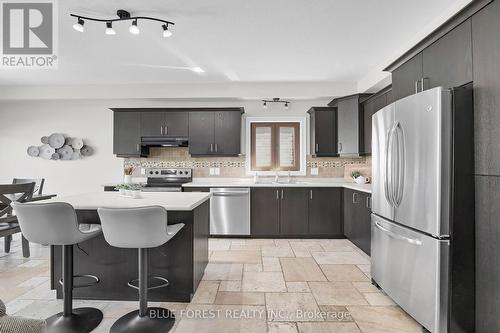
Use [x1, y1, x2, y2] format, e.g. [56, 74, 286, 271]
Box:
[97, 206, 184, 333]
[11, 202, 103, 333]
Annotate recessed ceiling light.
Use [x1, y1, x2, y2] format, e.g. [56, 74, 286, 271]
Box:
[129, 19, 140, 35]
[191, 67, 205, 73]
[73, 18, 84, 32]
[162, 24, 173, 38]
[105, 22, 116, 35]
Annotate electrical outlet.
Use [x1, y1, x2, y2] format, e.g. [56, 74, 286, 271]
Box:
[140, 168, 146, 175]
[310, 167, 319, 176]
[209, 168, 215, 175]
[215, 168, 220, 175]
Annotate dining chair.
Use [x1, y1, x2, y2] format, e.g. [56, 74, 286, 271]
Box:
[12, 178, 45, 196]
[0, 183, 35, 258]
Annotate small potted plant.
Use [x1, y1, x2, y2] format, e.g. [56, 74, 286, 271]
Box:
[123, 166, 135, 184]
[129, 183, 142, 199]
[115, 183, 130, 196]
[351, 171, 370, 184]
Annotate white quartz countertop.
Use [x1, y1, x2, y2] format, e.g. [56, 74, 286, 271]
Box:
[182, 178, 372, 194]
[35, 192, 212, 211]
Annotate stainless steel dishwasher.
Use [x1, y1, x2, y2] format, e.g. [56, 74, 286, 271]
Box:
[210, 188, 250, 236]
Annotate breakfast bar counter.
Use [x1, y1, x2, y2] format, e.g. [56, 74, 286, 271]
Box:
[40, 192, 211, 303]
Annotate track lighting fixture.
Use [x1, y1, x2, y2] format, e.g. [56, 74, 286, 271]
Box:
[105, 22, 116, 35]
[162, 24, 173, 38]
[129, 19, 140, 35]
[262, 98, 291, 110]
[70, 10, 174, 38]
[73, 18, 84, 32]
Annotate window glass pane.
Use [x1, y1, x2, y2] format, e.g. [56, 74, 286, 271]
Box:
[255, 126, 272, 167]
[279, 126, 295, 167]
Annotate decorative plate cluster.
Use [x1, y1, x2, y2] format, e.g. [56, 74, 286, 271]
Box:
[27, 133, 93, 160]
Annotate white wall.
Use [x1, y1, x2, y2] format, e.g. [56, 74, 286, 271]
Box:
[0, 98, 330, 196]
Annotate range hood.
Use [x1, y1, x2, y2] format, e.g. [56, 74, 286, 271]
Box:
[141, 136, 189, 147]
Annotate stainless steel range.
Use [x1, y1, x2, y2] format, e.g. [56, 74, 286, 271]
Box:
[142, 168, 192, 192]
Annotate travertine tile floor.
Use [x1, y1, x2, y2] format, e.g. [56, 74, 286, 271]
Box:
[0, 235, 422, 332]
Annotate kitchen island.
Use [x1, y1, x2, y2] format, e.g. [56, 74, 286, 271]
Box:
[41, 192, 211, 303]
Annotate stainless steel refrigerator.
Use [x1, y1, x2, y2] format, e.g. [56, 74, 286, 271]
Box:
[371, 85, 475, 333]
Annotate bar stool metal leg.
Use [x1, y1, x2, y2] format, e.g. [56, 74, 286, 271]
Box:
[110, 248, 175, 333]
[45, 245, 103, 333]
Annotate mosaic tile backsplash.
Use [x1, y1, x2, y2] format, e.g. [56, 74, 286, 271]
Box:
[124, 147, 371, 179]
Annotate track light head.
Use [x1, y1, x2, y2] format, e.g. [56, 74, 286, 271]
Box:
[162, 24, 173, 38]
[73, 18, 84, 32]
[129, 19, 140, 35]
[105, 22, 116, 35]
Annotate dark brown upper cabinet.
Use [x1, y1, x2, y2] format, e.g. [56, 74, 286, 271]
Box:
[473, 1, 500, 176]
[113, 111, 148, 157]
[392, 19, 472, 102]
[140, 111, 188, 137]
[391, 53, 423, 101]
[328, 94, 371, 157]
[362, 87, 392, 155]
[308, 107, 337, 157]
[189, 109, 242, 156]
[422, 19, 473, 90]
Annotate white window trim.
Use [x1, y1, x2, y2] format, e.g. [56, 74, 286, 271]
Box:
[245, 116, 307, 176]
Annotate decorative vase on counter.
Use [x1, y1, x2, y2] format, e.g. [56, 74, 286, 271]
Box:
[124, 175, 132, 184]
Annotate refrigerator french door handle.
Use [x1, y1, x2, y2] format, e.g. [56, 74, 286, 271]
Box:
[395, 123, 405, 207]
[374, 221, 423, 246]
[385, 124, 398, 207]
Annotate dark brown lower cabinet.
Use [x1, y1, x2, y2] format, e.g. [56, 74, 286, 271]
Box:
[308, 188, 343, 237]
[280, 188, 309, 236]
[251, 187, 343, 237]
[251, 188, 280, 236]
[344, 189, 371, 255]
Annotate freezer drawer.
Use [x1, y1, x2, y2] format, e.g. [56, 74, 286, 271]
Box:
[371, 214, 449, 333]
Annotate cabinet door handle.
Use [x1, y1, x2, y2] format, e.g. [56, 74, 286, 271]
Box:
[338, 142, 342, 152]
[210, 144, 213, 152]
[415, 80, 420, 94]
[160, 126, 164, 135]
[315, 143, 319, 153]
[165, 126, 168, 135]
[281, 189, 284, 200]
[310, 190, 313, 200]
[136, 144, 140, 153]
[420, 77, 428, 92]
[352, 193, 359, 204]
[215, 143, 218, 152]
[276, 189, 279, 200]
[366, 196, 371, 209]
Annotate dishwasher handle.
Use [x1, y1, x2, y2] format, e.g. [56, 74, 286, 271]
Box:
[212, 192, 249, 197]
[210, 188, 250, 196]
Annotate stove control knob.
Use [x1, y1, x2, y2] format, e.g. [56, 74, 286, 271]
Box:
[155, 171, 159, 175]
[149, 171, 153, 175]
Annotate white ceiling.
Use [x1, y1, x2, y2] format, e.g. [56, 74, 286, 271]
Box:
[0, 0, 471, 93]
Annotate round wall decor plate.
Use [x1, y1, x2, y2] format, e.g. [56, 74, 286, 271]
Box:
[27, 146, 40, 157]
[39, 144, 55, 159]
[57, 145, 74, 160]
[48, 133, 65, 149]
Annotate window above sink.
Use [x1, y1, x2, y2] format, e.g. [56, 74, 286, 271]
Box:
[245, 117, 306, 176]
